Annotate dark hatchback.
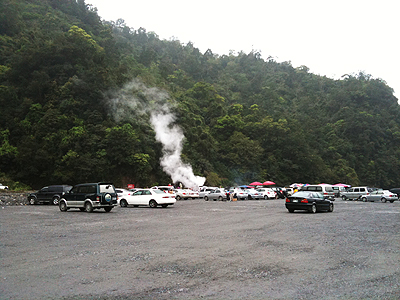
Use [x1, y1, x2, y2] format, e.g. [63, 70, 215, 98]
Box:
[285, 191, 334, 213]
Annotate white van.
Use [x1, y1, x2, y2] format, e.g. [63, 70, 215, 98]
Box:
[300, 185, 335, 200]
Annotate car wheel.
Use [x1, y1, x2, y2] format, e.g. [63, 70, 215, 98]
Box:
[52, 197, 60, 205]
[204, 196, 209, 201]
[288, 209, 294, 213]
[104, 207, 112, 212]
[59, 201, 67, 212]
[341, 196, 347, 201]
[381, 198, 387, 203]
[309, 204, 317, 214]
[149, 200, 157, 208]
[390, 200, 394, 203]
[29, 197, 36, 205]
[328, 203, 334, 212]
[120, 199, 128, 207]
[264, 195, 268, 200]
[84, 202, 93, 213]
[161, 204, 168, 208]
[176, 195, 181, 201]
[361, 197, 367, 202]
[218, 196, 222, 201]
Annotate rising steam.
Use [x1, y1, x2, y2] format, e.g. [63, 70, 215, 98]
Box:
[107, 79, 205, 190]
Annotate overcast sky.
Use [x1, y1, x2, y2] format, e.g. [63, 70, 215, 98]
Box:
[88, 0, 399, 98]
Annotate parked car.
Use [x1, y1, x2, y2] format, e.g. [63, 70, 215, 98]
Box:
[59, 182, 117, 212]
[199, 187, 218, 198]
[332, 186, 346, 197]
[204, 188, 228, 201]
[341, 186, 372, 200]
[285, 191, 334, 213]
[151, 186, 175, 193]
[256, 188, 276, 199]
[119, 188, 176, 208]
[284, 187, 294, 196]
[245, 188, 263, 199]
[389, 188, 400, 198]
[0, 183, 8, 190]
[229, 188, 249, 200]
[173, 189, 199, 200]
[115, 188, 135, 204]
[28, 185, 72, 205]
[300, 185, 335, 200]
[361, 190, 398, 203]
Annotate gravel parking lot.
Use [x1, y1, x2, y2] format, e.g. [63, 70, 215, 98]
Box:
[1, 199, 399, 299]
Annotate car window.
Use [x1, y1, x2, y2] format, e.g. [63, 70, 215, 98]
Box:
[40, 187, 49, 192]
[153, 189, 165, 194]
[99, 184, 115, 193]
[133, 190, 143, 196]
[360, 188, 365, 192]
[143, 190, 151, 195]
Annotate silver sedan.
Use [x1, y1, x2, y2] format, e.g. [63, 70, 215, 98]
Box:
[361, 190, 398, 203]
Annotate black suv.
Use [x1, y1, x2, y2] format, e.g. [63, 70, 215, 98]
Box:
[28, 185, 73, 205]
[59, 182, 117, 213]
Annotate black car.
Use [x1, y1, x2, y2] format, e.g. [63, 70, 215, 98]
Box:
[389, 188, 400, 198]
[28, 185, 72, 205]
[59, 182, 117, 213]
[285, 191, 334, 213]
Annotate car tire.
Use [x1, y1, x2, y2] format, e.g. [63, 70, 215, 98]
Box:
[309, 204, 317, 214]
[52, 197, 60, 205]
[29, 197, 36, 205]
[264, 195, 268, 200]
[204, 196, 209, 201]
[104, 207, 112, 212]
[149, 200, 157, 208]
[176, 195, 181, 201]
[120, 199, 128, 207]
[161, 204, 168, 208]
[218, 196, 222, 201]
[59, 201, 68, 212]
[390, 200, 394, 203]
[328, 203, 334, 212]
[361, 197, 367, 202]
[341, 196, 347, 201]
[288, 209, 294, 213]
[84, 202, 93, 213]
[381, 198, 387, 203]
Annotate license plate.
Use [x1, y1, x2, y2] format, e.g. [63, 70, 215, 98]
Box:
[292, 199, 298, 202]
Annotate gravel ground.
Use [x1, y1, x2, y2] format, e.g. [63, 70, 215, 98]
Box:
[1, 198, 399, 299]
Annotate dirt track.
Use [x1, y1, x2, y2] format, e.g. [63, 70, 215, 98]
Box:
[1, 199, 399, 299]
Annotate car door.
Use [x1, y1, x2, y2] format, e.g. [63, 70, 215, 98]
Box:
[313, 192, 330, 209]
[130, 190, 144, 205]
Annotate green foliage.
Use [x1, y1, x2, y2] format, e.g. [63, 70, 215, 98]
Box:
[1, 0, 399, 189]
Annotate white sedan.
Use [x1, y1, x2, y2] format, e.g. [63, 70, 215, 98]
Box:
[119, 189, 176, 208]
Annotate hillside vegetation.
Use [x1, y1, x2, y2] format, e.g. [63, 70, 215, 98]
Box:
[1, 0, 400, 189]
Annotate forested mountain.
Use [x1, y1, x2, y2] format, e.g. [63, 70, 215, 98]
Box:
[1, 0, 400, 189]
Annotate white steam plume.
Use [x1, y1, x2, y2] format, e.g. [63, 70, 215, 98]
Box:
[107, 79, 205, 190]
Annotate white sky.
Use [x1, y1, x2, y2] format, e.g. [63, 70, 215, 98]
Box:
[88, 0, 399, 98]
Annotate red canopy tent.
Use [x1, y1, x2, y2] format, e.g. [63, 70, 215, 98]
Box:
[263, 181, 275, 185]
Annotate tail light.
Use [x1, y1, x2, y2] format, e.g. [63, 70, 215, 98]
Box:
[286, 198, 290, 202]
[301, 199, 308, 203]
